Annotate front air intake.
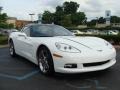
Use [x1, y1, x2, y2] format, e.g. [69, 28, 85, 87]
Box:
[83, 60, 110, 67]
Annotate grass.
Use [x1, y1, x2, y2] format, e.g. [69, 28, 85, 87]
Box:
[0, 35, 8, 45]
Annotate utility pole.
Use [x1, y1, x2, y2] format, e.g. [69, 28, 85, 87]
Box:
[38, 14, 42, 24]
[29, 13, 35, 22]
[0, 6, 3, 14]
[96, 17, 99, 28]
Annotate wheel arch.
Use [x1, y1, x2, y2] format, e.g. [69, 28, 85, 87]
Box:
[36, 44, 52, 61]
[36, 44, 55, 75]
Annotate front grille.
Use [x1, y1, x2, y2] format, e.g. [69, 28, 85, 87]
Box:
[83, 60, 110, 67]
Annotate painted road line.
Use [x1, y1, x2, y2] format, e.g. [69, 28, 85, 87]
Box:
[0, 69, 40, 80]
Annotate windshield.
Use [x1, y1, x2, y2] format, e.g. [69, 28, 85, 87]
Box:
[30, 25, 74, 37]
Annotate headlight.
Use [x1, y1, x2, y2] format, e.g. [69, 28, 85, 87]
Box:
[55, 42, 81, 53]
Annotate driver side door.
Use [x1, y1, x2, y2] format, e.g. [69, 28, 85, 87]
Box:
[17, 26, 34, 60]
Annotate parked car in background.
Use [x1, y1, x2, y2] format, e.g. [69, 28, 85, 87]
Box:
[8, 29, 18, 35]
[0, 29, 18, 36]
[85, 29, 100, 35]
[71, 30, 84, 35]
[107, 30, 119, 35]
[99, 30, 119, 35]
[2, 29, 10, 35]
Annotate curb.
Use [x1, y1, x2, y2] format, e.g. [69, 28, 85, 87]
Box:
[0, 45, 9, 48]
[114, 45, 120, 49]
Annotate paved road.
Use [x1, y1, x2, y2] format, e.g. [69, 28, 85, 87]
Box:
[0, 47, 120, 90]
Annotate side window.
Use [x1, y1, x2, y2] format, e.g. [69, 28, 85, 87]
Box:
[30, 26, 40, 37]
[22, 27, 30, 37]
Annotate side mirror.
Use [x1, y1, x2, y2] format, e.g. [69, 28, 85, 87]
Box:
[18, 33, 27, 39]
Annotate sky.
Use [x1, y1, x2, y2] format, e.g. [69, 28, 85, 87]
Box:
[0, 0, 120, 21]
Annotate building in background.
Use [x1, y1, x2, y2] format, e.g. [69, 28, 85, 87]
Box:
[15, 20, 31, 29]
[6, 17, 31, 29]
[6, 17, 17, 27]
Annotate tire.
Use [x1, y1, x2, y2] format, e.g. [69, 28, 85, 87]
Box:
[9, 40, 16, 57]
[38, 46, 54, 75]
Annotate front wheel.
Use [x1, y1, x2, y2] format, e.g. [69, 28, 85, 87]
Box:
[38, 46, 54, 75]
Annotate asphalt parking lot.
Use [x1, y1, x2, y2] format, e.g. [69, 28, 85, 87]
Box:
[0, 47, 120, 90]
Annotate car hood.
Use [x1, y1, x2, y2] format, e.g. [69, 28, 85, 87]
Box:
[57, 36, 108, 50]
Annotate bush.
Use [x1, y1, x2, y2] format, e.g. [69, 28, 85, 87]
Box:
[0, 34, 3, 36]
[0, 36, 8, 45]
[76, 34, 120, 45]
[66, 26, 120, 31]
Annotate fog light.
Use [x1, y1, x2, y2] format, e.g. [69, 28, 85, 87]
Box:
[64, 64, 77, 68]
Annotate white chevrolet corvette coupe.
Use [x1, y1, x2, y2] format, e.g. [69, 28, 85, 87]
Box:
[9, 24, 116, 75]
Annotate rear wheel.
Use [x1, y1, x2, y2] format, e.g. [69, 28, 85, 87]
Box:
[9, 40, 16, 57]
[38, 46, 54, 75]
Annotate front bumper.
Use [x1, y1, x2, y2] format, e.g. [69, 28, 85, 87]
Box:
[54, 59, 116, 73]
[53, 49, 116, 73]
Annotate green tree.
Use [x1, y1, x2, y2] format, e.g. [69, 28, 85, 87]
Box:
[54, 6, 64, 25]
[56, 6, 63, 13]
[0, 7, 14, 29]
[87, 19, 96, 27]
[0, 23, 8, 28]
[0, 23, 14, 29]
[42, 11, 54, 24]
[42, 1, 87, 26]
[0, 13, 7, 23]
[0, 13, 11, 29]
[61, 15, 72, 26]
[98, 17, 106, 24]
[63, 1, 79, 14]
[111, 16, 120, 23]
[71, 12, 86, 25]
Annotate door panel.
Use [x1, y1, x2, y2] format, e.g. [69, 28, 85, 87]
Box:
[15, 26, 36, 63]
[18, 36, 34, 59]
